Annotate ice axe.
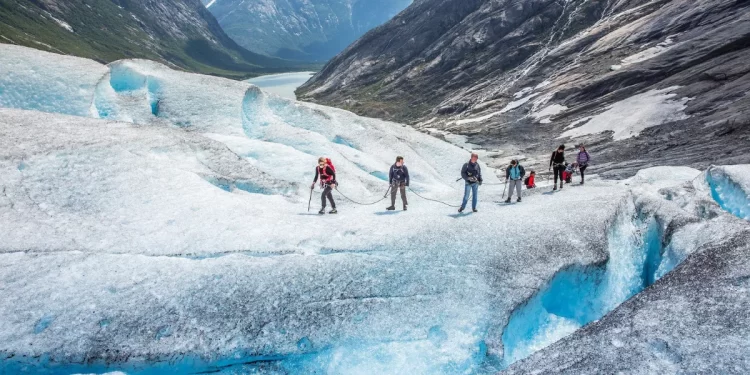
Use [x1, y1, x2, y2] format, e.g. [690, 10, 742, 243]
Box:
[307, 186, 314, 212]
[501, 180, 508, 199]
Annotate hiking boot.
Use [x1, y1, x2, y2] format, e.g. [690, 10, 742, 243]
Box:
[472, 208, 478, 213]
[403, 206, 407, 211]
[458, 208, 464, 213]
[329, 208, 337, 214]
[553, 185, 558, 191]
[318, 208, 325, 214]
[386, 206, 396, 211]
[517, 197, 522, 202]
[580, 180, 585, 185]
[560, 182, 564, 189]
[505, 198, 511, 203]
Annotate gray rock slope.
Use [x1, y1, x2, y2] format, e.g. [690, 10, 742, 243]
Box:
[203, 0, 412, 62]
[299, 0, 750, 178]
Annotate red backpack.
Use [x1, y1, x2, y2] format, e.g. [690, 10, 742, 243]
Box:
[319, 158, 336, 185]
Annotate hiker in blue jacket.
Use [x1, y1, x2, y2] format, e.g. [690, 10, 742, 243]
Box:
[505, 159, 526, 203]
[386, 156, 410, 211]
[459, 153, 482, 213]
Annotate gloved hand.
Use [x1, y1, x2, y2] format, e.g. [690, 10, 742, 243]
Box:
[310, 183, 315, 190]
[479, 181, 483, 186]
[405, 182, 409, 187]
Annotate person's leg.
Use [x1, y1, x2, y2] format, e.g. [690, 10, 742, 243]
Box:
[507, 181, 515, 199]
[321, 187, 327, 208]
[460, 183, 471, 210]
[400, 184, 408, 207]
[580, 165, 587, 183]
[557, 167, 565, 187]
[472, 183, 478, 210]
[553, 167, 559, 184]
[325, 186, 336, 208]
[515, 180, 522, 199]
[390, 182, 398, 207]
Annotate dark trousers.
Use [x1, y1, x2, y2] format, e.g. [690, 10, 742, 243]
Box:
[553, 165, 565, 184]
[321, 186, 335, 208]
[579, 165, 588, 181]
[390, 182, 407, 207]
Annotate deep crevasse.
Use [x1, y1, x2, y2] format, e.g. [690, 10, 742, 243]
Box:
[501, 197, 668, 368]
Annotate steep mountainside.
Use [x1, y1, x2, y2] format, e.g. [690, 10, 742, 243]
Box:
[0, 0, 309, 78]
[203, 0, 412, 62]
[299, 0, 750, 178]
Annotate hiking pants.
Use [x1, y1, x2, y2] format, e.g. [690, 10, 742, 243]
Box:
[579, 164, 588, 182]
[507, 180, 523, 199]
[461, 182, 479, 210]
[390, 182, 408, 207]
[553, 165, 565, 185]
[321, 185, 335, 208]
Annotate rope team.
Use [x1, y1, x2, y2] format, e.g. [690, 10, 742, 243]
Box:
[310, 144, 591, 215]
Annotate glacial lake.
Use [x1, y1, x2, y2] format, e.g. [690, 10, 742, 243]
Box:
[247, 71, 316, 100]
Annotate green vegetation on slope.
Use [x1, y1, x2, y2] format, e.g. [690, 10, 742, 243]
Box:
[0, 0, 319, 79]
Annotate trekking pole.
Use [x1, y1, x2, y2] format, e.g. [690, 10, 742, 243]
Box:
[307, 186, 313, 212]
[501, 180, 508, 199]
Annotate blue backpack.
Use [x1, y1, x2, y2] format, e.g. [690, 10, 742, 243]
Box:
[510, 165, 521, 180]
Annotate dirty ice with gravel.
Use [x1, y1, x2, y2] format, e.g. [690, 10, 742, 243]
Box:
[1, 45, 749, 374]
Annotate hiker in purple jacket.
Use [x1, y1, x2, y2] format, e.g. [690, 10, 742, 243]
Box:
[577, 145, 591, 185]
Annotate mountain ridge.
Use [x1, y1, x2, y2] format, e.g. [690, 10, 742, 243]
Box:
[298, 0, 750, 178]
[203, 0, 413, 62]
[0, 0, 315, 79]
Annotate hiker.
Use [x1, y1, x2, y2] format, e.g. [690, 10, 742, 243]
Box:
[387, 156, 410, 211]
[505, 159, 526, 203]
[563, 162, 577, 184]
[549, 145, 566, 190]
[525, 170, 537, 189]
[577, 145, 591, 185]
[311, 157, 337, 214]
[459, 153, 483, 213]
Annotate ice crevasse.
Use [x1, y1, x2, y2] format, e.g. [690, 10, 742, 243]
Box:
[1, 45, 750, 374]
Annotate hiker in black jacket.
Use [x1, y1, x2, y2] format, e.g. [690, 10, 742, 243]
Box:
[311, 157, 337, 214]
[386, 156, 410, 211]
[549, 145, 566, 191]
[459, 153, 482, 213]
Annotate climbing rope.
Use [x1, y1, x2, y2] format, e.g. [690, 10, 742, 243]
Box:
[407, 187, 461, 208]
[334, 186, 392, 206]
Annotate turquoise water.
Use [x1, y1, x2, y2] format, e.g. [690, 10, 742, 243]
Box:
[247, 72, 316, 100]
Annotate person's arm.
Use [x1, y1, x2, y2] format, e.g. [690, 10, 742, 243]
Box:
[389, 165, 394, 184]
[404, 166, 410, 186]
[461, 163, 469, 181]
[550, 152, 555, 169]
[477, 165, 483, 183]
[313, 168, 319, 183]
[505, 166, 510, 180]
[520, 165, 526, 178]
[328, 166, 337, 184]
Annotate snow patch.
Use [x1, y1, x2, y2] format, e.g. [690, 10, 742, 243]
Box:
[621, 35, 679, 67]
[559, 87, 690, 141]
[532, 104, 567, 123]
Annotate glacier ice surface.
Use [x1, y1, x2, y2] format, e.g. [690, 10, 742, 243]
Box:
[1, 45, 749, 374]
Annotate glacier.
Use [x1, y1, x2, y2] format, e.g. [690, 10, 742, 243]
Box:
[1, 45, 750, 374]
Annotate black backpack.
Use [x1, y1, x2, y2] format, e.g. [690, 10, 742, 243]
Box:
[524, 176, 530, 185]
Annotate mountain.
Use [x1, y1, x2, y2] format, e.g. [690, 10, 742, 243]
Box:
[298, 0, 750, 178]
[203, 0, 412, 62]
[0, 0, 311, 79]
